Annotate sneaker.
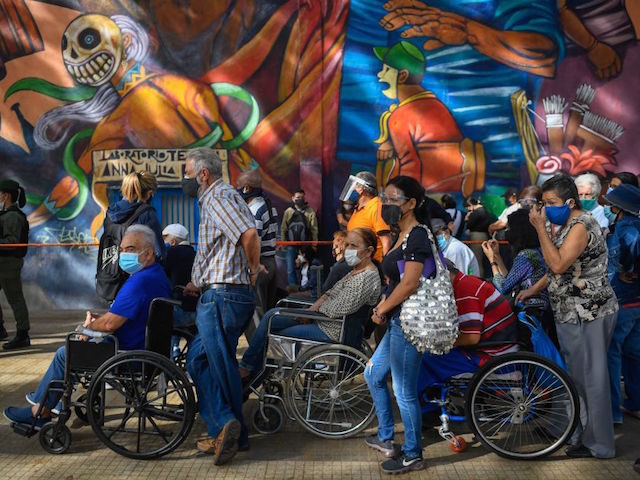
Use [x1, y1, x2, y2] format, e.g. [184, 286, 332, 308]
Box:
[0, 326, 8, 340]
[3, 333, 30, 350]
[381, 453, 425, 474]
[25, 392, 62, 415]
[565, 445, 593, 458]
[365, 434, 397, 457]
[3, 406, 50, 431]
[196, 437, 216, 454]
[212, 419, 241, 466]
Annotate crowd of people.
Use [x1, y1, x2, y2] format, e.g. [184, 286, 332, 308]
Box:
[1, 153, 639, 473]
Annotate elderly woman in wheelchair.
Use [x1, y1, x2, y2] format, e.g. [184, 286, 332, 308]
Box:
[240, 228, 382, 437]
[2, 226, 197, 458]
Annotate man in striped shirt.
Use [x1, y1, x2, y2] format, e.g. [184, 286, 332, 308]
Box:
[235, 169, 279, 340]
[418, 263, 518, 394]
[181, 148, 261, 465]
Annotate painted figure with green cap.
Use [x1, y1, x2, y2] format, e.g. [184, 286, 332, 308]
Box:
[372, 41, 485, 198]
[0, 178, 30, 349]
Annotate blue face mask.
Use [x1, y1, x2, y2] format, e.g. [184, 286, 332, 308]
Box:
[164, 242, 171, 249]
[603, 205, 618, 224]
[545, 201, 572, 226]
[436, 234, 449, 251]
[119, 251, 144, 275]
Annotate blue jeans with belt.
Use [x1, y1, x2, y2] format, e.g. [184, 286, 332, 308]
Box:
[186, 286, 255, 446]
[608, 304, 640, 422]
[364, 314, 423, 458]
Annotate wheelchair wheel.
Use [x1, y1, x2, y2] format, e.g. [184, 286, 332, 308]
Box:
[171, 328, 194, 371]
[251, 403, 284, 435]
[286, 344, 375, 439]
[74, 393, 102, 424]
[39, 422, 71, 454]
[360, 339, 374, 358]
[86, 350, 196, 460]
[466, 352, 579, 460]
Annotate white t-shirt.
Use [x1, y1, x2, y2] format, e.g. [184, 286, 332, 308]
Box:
[497, 202, 520, 223]
[444, 237, 480, 276]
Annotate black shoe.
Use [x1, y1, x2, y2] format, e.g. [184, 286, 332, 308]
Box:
[3, 333, 30, 350]
[0, 326, 8, 340]
[565, 445, 593, 459]
[365, 434, 397, 457]
[634, 458, 640, 474]
[381, 453, 425, 474]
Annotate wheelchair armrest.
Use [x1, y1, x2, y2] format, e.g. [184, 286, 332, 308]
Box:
[73, 326, 112, 338]
[268, 307, 344, 324]
[153, 297, 183, 308]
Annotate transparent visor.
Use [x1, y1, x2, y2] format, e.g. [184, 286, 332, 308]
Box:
[339, 175, 369, 203]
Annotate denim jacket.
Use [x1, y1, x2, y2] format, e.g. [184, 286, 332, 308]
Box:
[607, 215, 640, 304]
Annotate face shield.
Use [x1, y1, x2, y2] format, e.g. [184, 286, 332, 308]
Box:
[339, 175, 372, 203]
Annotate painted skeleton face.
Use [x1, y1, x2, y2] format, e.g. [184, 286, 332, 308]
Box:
[62, 14, 123, 86]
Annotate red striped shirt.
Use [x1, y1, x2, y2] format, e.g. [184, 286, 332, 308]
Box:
[452, 272, 518, 364]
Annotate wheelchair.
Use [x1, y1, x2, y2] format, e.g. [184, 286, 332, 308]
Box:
[419, 308, 580, 460]
[246, 303, 376, 439]
[10, 298, 197, 459]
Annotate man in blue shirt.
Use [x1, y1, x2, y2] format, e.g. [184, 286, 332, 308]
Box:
[605, 184, 640, 424]
[4, 225, 171, 429]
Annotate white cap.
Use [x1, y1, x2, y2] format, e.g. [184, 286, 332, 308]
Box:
[162, 223, 189, 240]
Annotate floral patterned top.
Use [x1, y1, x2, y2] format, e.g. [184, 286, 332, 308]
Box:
[546, 213, 618, 324]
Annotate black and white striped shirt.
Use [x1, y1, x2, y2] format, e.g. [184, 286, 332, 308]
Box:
[248, 196, 278, 257]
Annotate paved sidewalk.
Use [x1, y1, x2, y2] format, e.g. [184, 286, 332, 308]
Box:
[0, 311, 638, 480]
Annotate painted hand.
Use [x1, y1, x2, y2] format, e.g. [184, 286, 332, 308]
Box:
[377, 141, 395, 161]
[587, 41, 622, 80]
[381, 0, 468, 50]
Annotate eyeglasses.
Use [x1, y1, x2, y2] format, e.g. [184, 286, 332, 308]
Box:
[379, 193, 409, 204]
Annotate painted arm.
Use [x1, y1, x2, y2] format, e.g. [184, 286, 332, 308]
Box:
[381, 0, 558, 77]
[557, 0, 621, 79]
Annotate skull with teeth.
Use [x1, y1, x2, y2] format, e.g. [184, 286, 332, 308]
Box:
[62, 14, 123, 87]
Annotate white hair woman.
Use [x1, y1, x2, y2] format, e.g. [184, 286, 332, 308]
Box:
[574, 173, 609, 229]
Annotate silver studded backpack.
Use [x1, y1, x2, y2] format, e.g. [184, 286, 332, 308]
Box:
[399, 225, 458, 355]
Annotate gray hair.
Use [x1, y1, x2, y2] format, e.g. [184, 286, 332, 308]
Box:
[574, 173, 602, 197]
[356, 171, 378, 195]
[187, 147, 222, 179]
[33, 15, 150, 150]
[125, 224, 158, 254]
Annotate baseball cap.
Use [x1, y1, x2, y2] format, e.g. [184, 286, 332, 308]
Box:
[162, 223, 189, 240]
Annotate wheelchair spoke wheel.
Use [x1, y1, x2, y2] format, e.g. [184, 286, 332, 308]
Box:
[466, 352, 579, 460]
[251, 403, 284, 435]
[86, 351, 196, 459]
[287, 345, 375, 439]
[39, 422, 71, 454]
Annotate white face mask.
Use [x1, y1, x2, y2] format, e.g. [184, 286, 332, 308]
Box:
[344, 247, 362, 267]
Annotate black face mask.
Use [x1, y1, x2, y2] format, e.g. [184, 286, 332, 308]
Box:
[238, 187, 262, 201]
[381, 204, 403, 225]
[294, 198, 306, 208]
[182, 177, 200, 198]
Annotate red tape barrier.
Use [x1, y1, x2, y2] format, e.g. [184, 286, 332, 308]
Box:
[0, 239, 508, 248]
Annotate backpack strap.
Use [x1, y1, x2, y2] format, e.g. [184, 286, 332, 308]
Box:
[122, 204, 153, 228]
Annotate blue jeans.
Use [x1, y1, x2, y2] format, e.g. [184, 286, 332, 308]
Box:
[186, 286, 255, 446]
[364, 315, 423, 458]
[285, 246, 299, 286]
[240, 308, 331, 372]
[608, 305, 640, 421]
[418, 348, 481, 413]
[33, 346, 66, 409]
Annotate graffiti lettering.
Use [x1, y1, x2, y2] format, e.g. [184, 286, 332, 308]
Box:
[36, 226, 94, 255]
[92, 149, 228, 185]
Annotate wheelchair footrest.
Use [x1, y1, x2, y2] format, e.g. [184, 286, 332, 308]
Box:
[10, 422, 38, 438]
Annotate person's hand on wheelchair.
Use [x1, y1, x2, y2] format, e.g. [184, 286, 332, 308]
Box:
[183, 282, 200, 297]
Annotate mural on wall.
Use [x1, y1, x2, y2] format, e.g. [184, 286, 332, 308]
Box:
[0, 0, 638, 307]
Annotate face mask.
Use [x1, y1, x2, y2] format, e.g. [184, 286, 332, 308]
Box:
[603, 205, 618, 224]
[296, 253, 306, 264]
[294, 198, 305, 208]
[344, 248, 362, 267]
[343, 203, 354, 212]
[436, 234, 449, 251]
[182, 177, 200, 198]
[164, 242, 171, 249]
[581, 198, 597, 211]
[545, 201, 571, 226]
[238, 187, 262, 201]
[381, 204, 403, 225]
[119, 251, 144, 275]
